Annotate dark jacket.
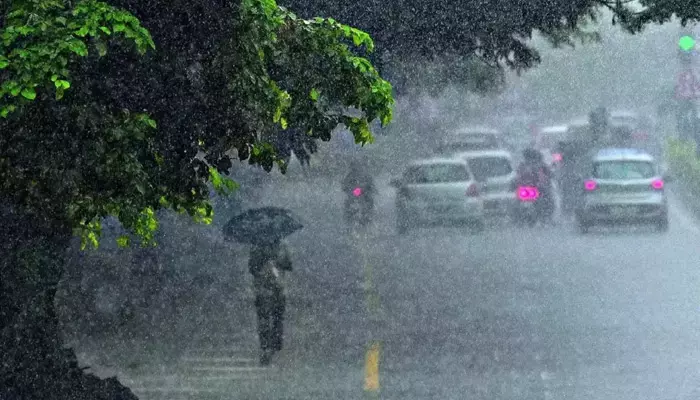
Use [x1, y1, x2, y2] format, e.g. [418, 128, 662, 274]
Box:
[249, 241, 292, 298]
[516, 162, 552, 189]
[342, 170, 376, 196]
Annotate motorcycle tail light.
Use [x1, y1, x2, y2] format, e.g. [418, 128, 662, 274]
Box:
[517, 186, 539, 201]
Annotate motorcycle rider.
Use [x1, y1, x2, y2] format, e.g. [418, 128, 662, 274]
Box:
[515, 148, 555, 224]
[341, 159, 376, 222]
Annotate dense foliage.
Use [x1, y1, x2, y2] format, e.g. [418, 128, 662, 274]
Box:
[0, 0, 393, 246]
[280, 0, 700, 92]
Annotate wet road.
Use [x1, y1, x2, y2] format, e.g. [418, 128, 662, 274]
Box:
[125, 177, 700, 400]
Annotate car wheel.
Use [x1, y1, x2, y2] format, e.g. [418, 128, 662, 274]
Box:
[576, 217, 589, 234]
[470, 219, 485, 233]
[655, 216, 669, 233]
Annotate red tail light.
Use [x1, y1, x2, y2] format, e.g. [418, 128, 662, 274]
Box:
[517, 186, 539, 201]
[651, 179, 664, 190]
[466, 183, 479, 197]
[584, 180, 597, 191]
[552, 153, 563, 162]
[352, 187, 363, 197]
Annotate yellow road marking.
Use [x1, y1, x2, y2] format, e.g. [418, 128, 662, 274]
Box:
[355, 228, 382, 396]
[364, 341, 380, 392]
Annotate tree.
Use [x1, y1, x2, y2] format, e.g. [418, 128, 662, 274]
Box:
[0, 0, 392, 397]
[280, 0, 697, 94]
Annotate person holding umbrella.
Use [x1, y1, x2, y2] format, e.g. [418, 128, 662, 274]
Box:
[249, 238, 292, 365]
[223, 206, 303, 365]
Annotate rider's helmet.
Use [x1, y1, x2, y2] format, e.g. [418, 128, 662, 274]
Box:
[523, 148, 543, 163]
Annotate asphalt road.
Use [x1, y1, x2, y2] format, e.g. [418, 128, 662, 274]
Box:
[100, 176, 700, 400]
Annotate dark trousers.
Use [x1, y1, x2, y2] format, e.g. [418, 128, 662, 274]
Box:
[255, 293, 286, 352]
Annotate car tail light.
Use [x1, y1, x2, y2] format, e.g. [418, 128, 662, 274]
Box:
[352, 187, 363, 197]
[651, 179, 664, 190]
[466, 183, 479, 197]
[584, 180, 597, 191]
[517, 186, 539, 201]
[552, 153, 563, 162]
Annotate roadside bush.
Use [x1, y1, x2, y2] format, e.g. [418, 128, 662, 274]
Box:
[666, 138, 700, 196]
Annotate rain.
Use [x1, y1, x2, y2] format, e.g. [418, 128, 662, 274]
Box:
[3, 1, 700, 400]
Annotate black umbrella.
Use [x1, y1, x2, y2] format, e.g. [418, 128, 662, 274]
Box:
[223, 207, 303, 244]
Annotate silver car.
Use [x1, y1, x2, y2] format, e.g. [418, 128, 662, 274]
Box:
[390, 158, 485, 234]
[454, 150, 516, 217]
[575, 148, 669, 233]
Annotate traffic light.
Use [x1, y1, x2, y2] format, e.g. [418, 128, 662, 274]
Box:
[679, 34, 696, 65]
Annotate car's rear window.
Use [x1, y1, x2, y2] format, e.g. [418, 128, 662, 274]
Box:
[404, 164, 471, 183]
[593, 161, 656, 180]
[438, 135, 500, 153]
[467, 157, 512, 181]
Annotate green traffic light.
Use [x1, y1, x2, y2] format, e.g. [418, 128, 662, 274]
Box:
[679, 35, 696, 52]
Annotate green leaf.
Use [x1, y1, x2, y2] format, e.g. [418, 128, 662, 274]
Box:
[68, 40, 88, 56]
[116, 235, 130, 248]
[55, 16, 67, 25]
[135, 183, 145, 194]
[0, 60, 8, 69]
[147, 118, 157, 129]
[310, 88, 319, 101]
[75, 26, 90, 37]
[21, 87, 36, 100]
[99, 26, 112, 35]
[96, 42, 107, 57]
[55, 80, 70, 89]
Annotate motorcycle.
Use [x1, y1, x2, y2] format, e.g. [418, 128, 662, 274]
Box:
[512, 185, 553, 226]
[344, 186, 373, 227]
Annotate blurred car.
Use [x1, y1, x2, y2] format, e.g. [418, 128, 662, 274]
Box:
[453, 150, 517, 217]
[609, 109, 660, 155]
[435, 126, 506, 155]
[575, 148, 669, 233]
[390, 158, 485, 234]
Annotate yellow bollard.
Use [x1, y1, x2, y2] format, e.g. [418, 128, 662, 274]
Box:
[364, 341, 380, 393]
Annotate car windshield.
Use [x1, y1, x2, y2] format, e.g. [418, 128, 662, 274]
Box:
[467, 157, 512, 180]
[593, 160, 655, 179]
[406, 164, 470, 183]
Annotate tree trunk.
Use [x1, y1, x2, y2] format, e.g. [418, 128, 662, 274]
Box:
[0, 206, 139, 400]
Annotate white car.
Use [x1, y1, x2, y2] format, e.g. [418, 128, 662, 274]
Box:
[390, 158, 485, 234]
[575, 148, 669, 233]
[454, 150, 517, 217]
[436, 126, 506, 154]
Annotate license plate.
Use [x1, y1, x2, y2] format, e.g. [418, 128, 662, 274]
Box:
[610, 206, 637, 217]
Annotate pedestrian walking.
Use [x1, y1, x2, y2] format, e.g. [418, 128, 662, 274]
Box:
[223, 206, 303, 365]
[249, 239, 293, 365]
